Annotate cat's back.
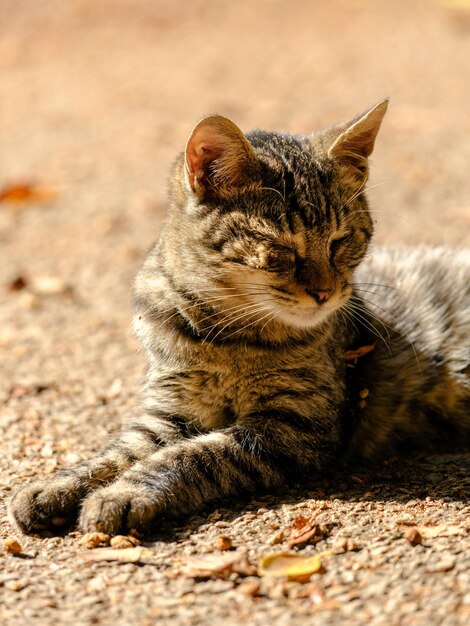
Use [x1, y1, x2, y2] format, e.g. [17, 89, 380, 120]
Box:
[357, 245, 469, 352]
[349, 246, 470, 456]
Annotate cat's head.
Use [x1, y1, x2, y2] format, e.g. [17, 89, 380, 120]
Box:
[168, 100, 387, 331]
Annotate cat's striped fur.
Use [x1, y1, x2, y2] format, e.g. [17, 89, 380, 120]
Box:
[10, 101, 470, 536]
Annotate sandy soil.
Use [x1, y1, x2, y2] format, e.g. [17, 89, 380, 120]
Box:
[0, 1, 469, 624]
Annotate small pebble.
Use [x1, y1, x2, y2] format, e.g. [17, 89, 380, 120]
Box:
[333, 537, 349, 552]
[404, 527, 422, 546]
[238, 579, 260, 597]
[334, 538, 361, 552]
[214, 535, 232, 551]
[19, 292, 39, 310]
[78, 532, 111, 549]
[426, 557, 456, 573]
[110, 535, 141, 549]
[267, 530, 285, 545]
[3, 536, 22, 555]
[5, 579, 27, 591]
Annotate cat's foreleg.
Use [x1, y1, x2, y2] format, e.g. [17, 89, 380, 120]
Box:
[9, 414, 184, 534]
[79, 413, 340, 535]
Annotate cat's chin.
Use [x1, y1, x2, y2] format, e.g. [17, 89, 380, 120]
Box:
[276, 304, 337, 329]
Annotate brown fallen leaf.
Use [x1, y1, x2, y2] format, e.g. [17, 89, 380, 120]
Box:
[344, 344, 376, 360]
[81, 546, 151, 563]
[286, 516, 330, 549]
[258, 551, 332, 583]
[287, 527, 322, 549]
[287, 524, 323, 549]
[292, 514, 311, 530]
[182, 551, 254, 578]
[0, 181, 57, 206]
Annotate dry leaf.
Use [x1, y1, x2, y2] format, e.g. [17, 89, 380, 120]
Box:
[258, 551, 332, 582]
[81, 546, 151, 563]
[344, 344, 376, 360]
[0, 181, 57, 205]
[182, 551, 253, 578]
[287, 524, 322, 549]
[286, 516, 329, 549]
[291, 515, 310, 530]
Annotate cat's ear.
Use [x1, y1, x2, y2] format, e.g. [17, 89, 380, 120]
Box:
[185, 115, 258, 198]
[325, 99, 388, 184]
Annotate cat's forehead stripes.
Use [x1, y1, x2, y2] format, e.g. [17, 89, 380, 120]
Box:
[245, 131, 342, 234]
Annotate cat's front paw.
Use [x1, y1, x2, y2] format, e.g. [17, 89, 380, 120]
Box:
[79, 482, 159, 535]
[9, 478, 83, 534]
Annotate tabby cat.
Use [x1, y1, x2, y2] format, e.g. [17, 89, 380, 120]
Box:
[10, 100, 470, 536]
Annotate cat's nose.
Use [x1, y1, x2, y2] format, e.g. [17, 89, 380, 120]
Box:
[306, 288, 334, 304]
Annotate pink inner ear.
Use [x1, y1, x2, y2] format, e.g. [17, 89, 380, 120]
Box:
[186, 127, 224, 190]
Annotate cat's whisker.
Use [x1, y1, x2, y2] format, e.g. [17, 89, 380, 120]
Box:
[337, 307, 361, 337]
[202, 302, 272, 344]
[346, 299, 392, 344]
[260, 186, 287, 207]
[352, 287, 390, 297]
[222, 309, 276, 341]
[354, 209, 413, 223]
[151, 290, 271, 323]
[341, 180, 393, 211]
[349, 294, 402, 326]
[196, 299, 269, 326]
[352, 281, 402, 292]
[205, 307, 268, 345]
[339, 179, 367, 211]
[202, 297, 274, 329]
[203, 284, 272, 292]
[349, 295, 423, 376]
[342, 302, 392, 355]
[201, 304, 266, 335]
[259, 311, 278, 333]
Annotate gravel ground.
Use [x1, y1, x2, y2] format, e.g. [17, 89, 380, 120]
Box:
[1, 1, 469, 624]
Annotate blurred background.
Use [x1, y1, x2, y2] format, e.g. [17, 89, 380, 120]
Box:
[1, 4, 469, 619]
[1, 0, 469, 392]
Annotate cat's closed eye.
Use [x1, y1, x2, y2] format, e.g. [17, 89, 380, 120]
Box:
[330, 232, 354, 258]
[257, 246, 296, 273]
